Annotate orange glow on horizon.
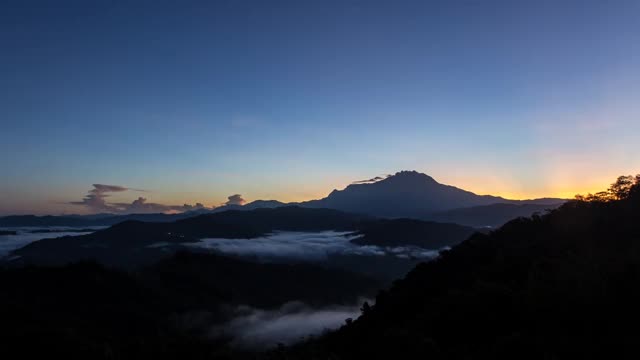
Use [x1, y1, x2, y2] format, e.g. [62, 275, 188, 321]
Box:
[2, 171, 628, 216]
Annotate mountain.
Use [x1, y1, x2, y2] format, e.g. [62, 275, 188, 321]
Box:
[351, 218, 478, 248]
[301, 170, 566, 219]
[212, 199, 287, 212]
[283, 176, 640, 359]
[430, 202, 564, 228]
[0, 214, 102, 227]
[9, 206, 476, 268]
[0, 212, 197, 227]
[0, 200, 287, 228]
[0, 171, 565, 228]
[9, 207, 367, 267]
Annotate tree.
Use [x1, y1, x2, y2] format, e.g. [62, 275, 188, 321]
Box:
[361, 301, 372, 315]
[609, 175, 636, 200]
[575, 174, 640, 202]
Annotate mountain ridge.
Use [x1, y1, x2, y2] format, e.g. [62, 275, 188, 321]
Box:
[281, 174, 640, 359]
[0, 171, 566, 227]
[299, 170, 565, 218]
[9, 206, 474, 268]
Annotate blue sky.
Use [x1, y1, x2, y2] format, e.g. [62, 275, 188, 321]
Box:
[2, 0, 640, 215]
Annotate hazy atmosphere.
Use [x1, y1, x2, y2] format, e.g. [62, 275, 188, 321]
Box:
[2, 1, 640, 359]
[3, 1, 640, 215]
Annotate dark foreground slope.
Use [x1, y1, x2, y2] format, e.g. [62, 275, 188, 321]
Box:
[429, 202, 564, 228]
[282, 175, 640, 359]
[0, 252, 380, 359]
[351, 218, 477, 248]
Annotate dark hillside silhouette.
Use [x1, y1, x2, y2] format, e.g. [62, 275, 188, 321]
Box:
[10, 206, 475, 268]
[1, 175, 636, 359]
[282, 174, 640, 359]
[429, 202, 563, 227]
[351, 218, 476, 248]
[0, 252, 380, 359]
[0, 199, 285, 228]
[10, 207, 370, 267]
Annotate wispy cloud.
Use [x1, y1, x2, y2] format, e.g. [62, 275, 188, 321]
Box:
[351, 175, 390, 184]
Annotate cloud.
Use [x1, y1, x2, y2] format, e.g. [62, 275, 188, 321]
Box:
[112, 197, 204, 214]
[186, 231, 442, 261]
[70, 184, 211, 214]
[351, 175, 390, 184]
[92, 184, 129, 193]
[0, 228, 99, 257]
[225, 194, 246, 206]
[68, 183, 132, 212]
[210, 301, 367, 349]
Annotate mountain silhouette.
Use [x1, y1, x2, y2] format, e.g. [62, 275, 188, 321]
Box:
[0, 201, 287, 227]
[282, 175, 640, 359]
[9, 207, 365, 267]
[0, 171, 565, 228]
[9, 206, 475, 269]
[301, 170, 565, 219]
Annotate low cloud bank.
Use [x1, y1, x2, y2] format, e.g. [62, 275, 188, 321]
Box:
[212, 301, 367, 349]
[187, 231, 442, 261]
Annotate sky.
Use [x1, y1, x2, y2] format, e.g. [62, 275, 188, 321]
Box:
[1, 0, 640, 215]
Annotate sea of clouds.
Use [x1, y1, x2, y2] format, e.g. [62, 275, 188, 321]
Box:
[186, 231, 442, 262]
[0, 227, 102, 257]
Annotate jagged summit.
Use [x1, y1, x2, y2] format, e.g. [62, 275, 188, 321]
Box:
[383, 170, 438, 184]
[393, 170, 434, 178]
[349, 170, 437, 186]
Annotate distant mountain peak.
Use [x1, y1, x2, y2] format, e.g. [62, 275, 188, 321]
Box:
[299, 170, 507, 218]
[346, 171, 438, 189]
[387, 170, 438, 184]
[394, 170, 425, 177]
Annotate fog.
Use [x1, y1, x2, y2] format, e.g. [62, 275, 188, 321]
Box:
[212, 300, 367, 349]
[0, 227, 101, 257]
[186, 231, 442, 262]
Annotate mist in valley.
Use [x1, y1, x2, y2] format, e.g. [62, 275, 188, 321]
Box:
[0, 227, 101, 257]
[186, 231, 442, 262]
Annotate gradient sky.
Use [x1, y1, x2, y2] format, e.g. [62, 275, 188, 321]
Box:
[2, 0, 640, 215]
